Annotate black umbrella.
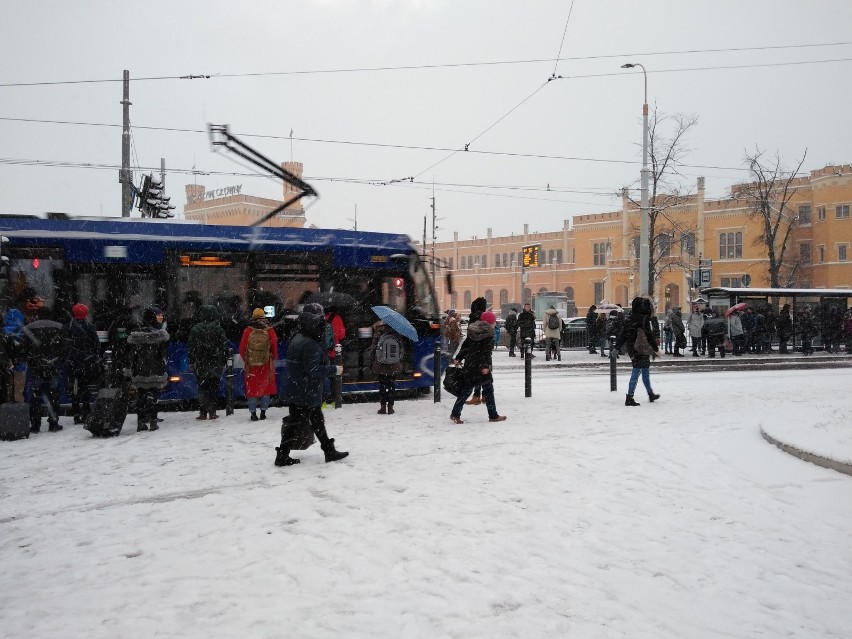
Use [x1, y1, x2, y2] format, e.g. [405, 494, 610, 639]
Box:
[306, 291, 358, 311]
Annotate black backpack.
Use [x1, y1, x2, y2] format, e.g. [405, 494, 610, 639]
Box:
[547, 313, 561, 330]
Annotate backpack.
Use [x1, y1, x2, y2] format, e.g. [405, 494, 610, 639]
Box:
[504, 314, 517, 333]
[375, 332, 403, 365]
[245, 327, 271, 367]
[547, 313, 561, 330]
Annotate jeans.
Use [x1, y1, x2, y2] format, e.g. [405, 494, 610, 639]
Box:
[248, 395, 270, 413]
[451, 380, 499, 419]
[627, 367, 652, 396]
[664, 331, 673, 353]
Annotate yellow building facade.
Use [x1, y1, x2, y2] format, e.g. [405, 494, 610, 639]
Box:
[182, 161, 307, 228]
[432, 163, 852, 315]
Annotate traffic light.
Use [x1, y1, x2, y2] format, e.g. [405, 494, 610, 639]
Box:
[137, 174, 176, 218]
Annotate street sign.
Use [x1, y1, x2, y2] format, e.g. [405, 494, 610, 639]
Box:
[699, 258, 712, 268]
[522, 244, 542, 268]
[700, 269, 711, 285]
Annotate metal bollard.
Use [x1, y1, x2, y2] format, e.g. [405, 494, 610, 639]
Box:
[524, 337, 532, 397]
[225, 348, 235, 415]
[333, 344, 343, 409]
[433, 341, 442, 402]
[608, 335, 618, 392]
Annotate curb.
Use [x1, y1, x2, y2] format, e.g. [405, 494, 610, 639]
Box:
[760, 427, 852, 477]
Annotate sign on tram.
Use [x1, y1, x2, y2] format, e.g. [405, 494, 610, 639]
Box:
[522, 243, 542, 268]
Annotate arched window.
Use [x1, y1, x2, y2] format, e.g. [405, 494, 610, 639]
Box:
[485, 290, 493, 306]
[503, 253, 508, 267]
[564, 286, 574, 300]
[481, 254, 487, 268]
[463, 290, 472, 308]
[460, 256, 466, 270]
[556, 249, 563, 264]
[450, 292, 458, 310]
[499, 289, 508, 306]
[494, 254, 500, 268]
[448, 257, 454, 269]
[681, 232, 695, 257]
[523, 287, 531, 303]
[548, 249, 555, 264]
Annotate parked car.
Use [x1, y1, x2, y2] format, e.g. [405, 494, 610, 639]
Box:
[562, 316, 589, 348]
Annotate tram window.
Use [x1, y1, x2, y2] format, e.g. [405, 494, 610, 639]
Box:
[7, 250, 63, 314]
[176, 252, 248, 329]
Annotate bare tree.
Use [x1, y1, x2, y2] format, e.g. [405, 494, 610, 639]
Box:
[738, 148, 807, 288]
[625, 107, 699, 297]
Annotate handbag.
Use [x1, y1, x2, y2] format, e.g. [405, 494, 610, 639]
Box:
[633, 328, 653, 357]
[442, 366, 466, 397]
[280, 415, 315, 451]
[724, 336, 733, 353]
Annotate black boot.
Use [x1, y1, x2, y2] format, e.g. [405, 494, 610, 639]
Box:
[377, 403, 387, 415]
[387, 402, 395, 415]
[648, 392, 661, 402]
[274, 445, 300, 467]
[321, 438, 349, 463]
[625, 395, 640, 406]
[260, 410, 267, 420]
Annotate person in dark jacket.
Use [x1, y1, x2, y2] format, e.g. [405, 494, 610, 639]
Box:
[776, 304, 793, 354]
[504, 308, 519, 356]
[66, 303, 102, 425]
[276, 303, 348, 467]
[371, 320, 403, 414]
[585, 305, 598, 354]
[25, 307, 69, 433]
[449, 311, 507, 424]
[517, 302, 537, 359]
[188, 304, 229, 421]
[670, 307, 686, 356]
[704, 311, 727, 358]
[797, 307, 817, 355]
[465, 297, 488, 405]
[127, 307, 169, 432]
[615, 297, 661, 407]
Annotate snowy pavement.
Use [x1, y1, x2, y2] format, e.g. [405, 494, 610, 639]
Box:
[1, 365, 851, 638]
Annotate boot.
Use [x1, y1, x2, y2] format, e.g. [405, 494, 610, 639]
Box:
[137, 421, 149, 432]
[274, 446, 300, 467]
[250, 411, 259, 422]
[260, 410, 267, 420]
[625, 395, 640, 407]
[465, 396, 482, 405]
[377, 403, 387, 415]
[648, 392, 661, 402]
[321, 438, 349, 463]
[387, 403, 395, 415]
[48, 421, 62, 432]
[149, 420, 159, 431]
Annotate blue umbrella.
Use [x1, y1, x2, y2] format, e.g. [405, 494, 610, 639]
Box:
[371, 305, 418, 342]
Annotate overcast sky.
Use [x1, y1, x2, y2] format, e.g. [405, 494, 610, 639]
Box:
[2, 0, 851, 242]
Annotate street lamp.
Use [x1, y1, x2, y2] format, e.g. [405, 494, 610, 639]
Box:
[621, 62, 650, 297]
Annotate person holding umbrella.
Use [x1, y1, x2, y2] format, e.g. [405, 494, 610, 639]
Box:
[371, 319, 403, 414]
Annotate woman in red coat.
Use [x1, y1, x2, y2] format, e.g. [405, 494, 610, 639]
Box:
[239, 308, 279, 421]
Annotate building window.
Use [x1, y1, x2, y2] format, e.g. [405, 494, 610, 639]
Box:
[556, 249, 563, 264]
[547, 249, 554, 265]
[502, 253, 508, 267]
[523, 287, 531, 303]
[798, 204, 812, 225]
[836, 204, 850, 219]
[657, 234, 671, 258]
[719, 232, 742, 259]
[564, 286, 574, 299]
[460, 256, 466, 270]
[817, 206, 826, 222]
[632, 236, 640, 258]
[571, 248, 575, 263]
[481, 254, 487, 268]
[840, 245, 848, 262]
[448, 257, 453, 269]
[485, 290, 493, 305]
[593, 282, 604, 304]
[720, 277, 742, 288]
[681, 232, 695, 257]
[799, 243, 811, 264]
[818, 246, 825, 263]
[593, 242, 608, 266]
[499, 289, 508, 306]
[494, 254, 500, 268]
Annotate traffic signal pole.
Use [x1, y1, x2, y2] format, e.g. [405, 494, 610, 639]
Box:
[121, 70, 132, 217]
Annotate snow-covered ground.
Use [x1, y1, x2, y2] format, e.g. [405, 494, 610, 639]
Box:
[2, 364, 851, 639]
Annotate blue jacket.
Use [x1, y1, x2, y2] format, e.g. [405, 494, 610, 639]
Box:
[283, 331, 337, 408]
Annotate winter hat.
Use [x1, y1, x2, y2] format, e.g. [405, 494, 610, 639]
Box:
[298, 303, 326, 339]
[142, 307, 159, 327]
[303, 302, 324, 316]
[480, 311, 497, 325]
[251, 308, 266, 319]
[72, 303, 89, 320]
[447, 309, 457, 317]
[150, 306, 164, 317]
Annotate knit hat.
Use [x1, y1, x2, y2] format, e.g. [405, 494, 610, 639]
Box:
[72, 303, 89, 320]
[251, 308, 266, 319]
[480, 311, 497, 325]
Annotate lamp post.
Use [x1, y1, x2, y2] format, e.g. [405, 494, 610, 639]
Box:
[621, 62, 650, 297]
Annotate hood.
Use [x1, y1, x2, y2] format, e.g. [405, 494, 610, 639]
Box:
[545, 308, 558, 316]
[630, 297, 645, 314]
[298, 307, 325, 339]
[466, 319, 495, 342]
[197, 305, 218, 323]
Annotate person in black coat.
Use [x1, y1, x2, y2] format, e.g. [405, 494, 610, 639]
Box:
[188, 304, 229, 421]
[276, 303, 348, 467]
[517, 302, 537, 359]
[615, 297, 661, 407]
[504, 308, 519, 357]
[704, 311, 727, 358]
[585, 304, 598, 354]
[66, 303, 102, 425]
[127, 307, 169, 432]
[464, 296, 488, 404]
[25, 307, 70, 433]
[449, 311, 507, 424]
[776, 304, 793, 354]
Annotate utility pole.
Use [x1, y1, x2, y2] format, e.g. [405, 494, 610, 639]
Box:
[422, 216, 427, 259]
[160, 158, 166, 189]
[430, 192, 437, 289]
[120, 70, 132, 217]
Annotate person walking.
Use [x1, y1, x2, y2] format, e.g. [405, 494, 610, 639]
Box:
[543, 306, 562, 361]
[777, 304, 793, 354]
[275, 303, 348, 467]
[66, 303, 102, 425]
[239, 308, 279, 421]
[504, 307, 519, 356]
[188, 304, 229, 421]
[615, 297, 661, 407]
[517, 302, 536, 359]
[449, 311, 506, 424]
[444, 310, 462, 358]
[687, 304, 705, 357]
[127, 307, 169, 432]
[371, 320, 403, 414]
[671, 308, 686, 356]
[25, 307, 69, 433]
[585, 304, 598, 354]
[464, 297, 487, 405]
